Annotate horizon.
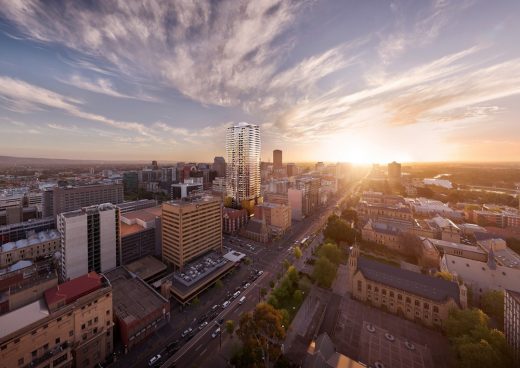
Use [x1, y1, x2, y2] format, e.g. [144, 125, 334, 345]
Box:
[0, 1, 519, 163]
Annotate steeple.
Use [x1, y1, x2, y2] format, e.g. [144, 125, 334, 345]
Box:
[487, 241, 497, 270]
[347, 240, 360, 293]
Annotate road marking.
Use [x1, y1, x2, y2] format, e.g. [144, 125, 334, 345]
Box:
[194, 344, 203, 352]
[199, 348, 207, 357]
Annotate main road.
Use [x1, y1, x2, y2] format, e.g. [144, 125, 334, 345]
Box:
[161, 179, 362, 368]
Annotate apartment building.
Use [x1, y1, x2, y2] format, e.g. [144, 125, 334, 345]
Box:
[0, 230, 60, 267]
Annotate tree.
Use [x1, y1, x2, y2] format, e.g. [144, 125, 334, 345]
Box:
[293, 289, 304, 305]
[282, 259, 291, 271]
[312, 256, 337, 288]
[226, 320, 235, 337]
[323, 215, 356, 245]
[214, 279, 223, 289]
[340, 209, 358, 225]
[293, 246, 302, 259]
[236, 303, 286, 367]
[269, 280, 275, 289]
[318, 243, 342, 265]
[399, 232, 423, 262]
[445, 309, 489, 339]
[268, 294, 279, 309]
[435, 271, 454, 281]
[480, 290, 504, 330]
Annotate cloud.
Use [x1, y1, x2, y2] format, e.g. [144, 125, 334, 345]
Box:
[59, 75, 135, 99]
[0, 0, 318, 107]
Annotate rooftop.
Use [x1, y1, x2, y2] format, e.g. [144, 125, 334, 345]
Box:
[125, 256, 167, 281]
[44, 272, 103, 308]
[60, 203, 117, 218]
[422, 237, 485, 254]
[0, 259, 33, 276]
[120, 223, 145, 237]
[357, 257, 460, 304]
[105, 267, 169, 327]
[121, 206, 162, 222]
[0, 298, 49, 339]
[1, 229, 60, 252]
[165, 195, 220, 206]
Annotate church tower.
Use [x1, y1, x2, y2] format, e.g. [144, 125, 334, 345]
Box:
[347, 241, 360, 293]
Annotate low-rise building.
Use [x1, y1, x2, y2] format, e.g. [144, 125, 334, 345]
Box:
[361, 220, 401, 250]
[0, 272, 113, 368]
[505, 289, 520, 365]
[241, 218, 269, 243]
[421, 237, 487, 262]
[475, 232, 520, 269]
[254, 202, 291, 236]
[440, 251, 520, 300]
[349, 244, 466, 327]
[0, 230, 60, 267]
[222, 207, 248, 234]
[105, 267, 170, 351]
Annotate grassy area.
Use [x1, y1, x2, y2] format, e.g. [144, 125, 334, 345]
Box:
[359, 239, 416, 265]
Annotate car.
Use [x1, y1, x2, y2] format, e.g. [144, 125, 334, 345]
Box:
[233, 291, 241, 299]
[239, 296, 246, 304]
[218, 318, 224, 324]
[211, 304, 219, 311]
[212, 327, 221, 338]
[148, 354, 162, 367]
[222, 300, 231, 309]
[181, 327, 193, 338]
[243, 282, 250, 289]
[199, 321, 208, 330]
[257, 270, 264, 276]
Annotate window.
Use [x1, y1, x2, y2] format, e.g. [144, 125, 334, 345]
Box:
[357, 280, 362, 292]
[433, 306, 439, 313]
[82, 334, 87, 341]
[93, 327, 98, 334]
[374, 287, 379, 292]
[69, 330, 74, 337]
[415, 300, 420, 306]
[398, 294, 402, 301]
[53, 354, 68, 366]
[106, 310, 110, 315]
[94, 317, 98, 323]
[32, 350, 37, 357]
[81, 324, 85, 330]
[14, 338, 20, 344]
[382, 289, 387, 296]
[389, 291, 394, 298]
[55, 337, 60, 344]
[57, 317, 62, 322]
[406, 297, 411, 304]
[423, 303, 429, 310]
[367, 284, 372, 290]
[43, 343, 49, 350]
[88, 320, 92, 326]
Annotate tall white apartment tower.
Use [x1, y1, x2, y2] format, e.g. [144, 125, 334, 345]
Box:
[58, 203, 120, 281]
[226, 122, 261, 211]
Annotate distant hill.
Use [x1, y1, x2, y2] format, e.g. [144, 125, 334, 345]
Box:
[0, 155, 152, 168]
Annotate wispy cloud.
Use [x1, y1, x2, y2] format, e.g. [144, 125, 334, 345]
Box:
[0, 0, 318, 107]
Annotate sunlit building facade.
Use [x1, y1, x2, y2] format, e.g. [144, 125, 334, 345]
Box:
[225, 122, 261, 210]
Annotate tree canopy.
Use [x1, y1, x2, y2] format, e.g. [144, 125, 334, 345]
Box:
[480, 290, 504, 330]
[313, 255, 337, 288]
[323, 215, 356, 245]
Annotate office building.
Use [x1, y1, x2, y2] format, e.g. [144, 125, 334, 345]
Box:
[120, 206, 162, 265]
[388, 161, 402, 183]
[43, 183, 124, 218]
[58, 204, 120, 281]
[162, 196, 222, 269]
[116, 199, 157, 214]
[171, 182, 203, 200]
[349, 243, 467, 327]
[286, 163, 297, 177]
[505, 289, 520, 365]
[212, 156, 227, 178]
[123, 171, 139, 194]
[225, 122, 261, 211]
[105, 267, 170, 350]
[273, 150, 282, 169]
[0, 272, 113, 368]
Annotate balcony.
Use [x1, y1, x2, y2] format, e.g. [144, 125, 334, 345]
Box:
[27, 341, 71, 368]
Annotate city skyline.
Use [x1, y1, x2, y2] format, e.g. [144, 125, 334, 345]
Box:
[1, 0, 520, 163]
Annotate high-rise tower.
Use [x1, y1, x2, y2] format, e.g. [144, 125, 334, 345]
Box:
[226, 122, 261, 211]
[273, 149, 282, 169]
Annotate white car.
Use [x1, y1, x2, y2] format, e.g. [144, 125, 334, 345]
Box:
[148, 354, 162, 366]
[199, 321, 208, 330]
[212, 327, 221, 338]
[222, 300, 231, 309]
[243, 283, 250, 289]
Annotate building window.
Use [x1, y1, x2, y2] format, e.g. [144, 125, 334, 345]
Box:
[69, 330, 73, 337]
[53, 354, 68, 366]
[389, 291, 394, 298]
[55, 337, 60, 345]
[382, 289, 387, 296]
[374, 287, 379, 292]
[18, 358, 24, 366]
[433, 306, 439, 313]
[357, 280, 362, 292]
[32, 350, 37, 357]
[415, 300, 420, 306]
[406, 297, 411, 304]
[43, 343, 49, 350]
[424, 303, 429, 310]
[94, 317, 98, 323]
[57, 317, 62, 322]
[367, 284, 372, 290]
[397, 294, 402, 301]
[81, 324, 85, 330]
[106, 310, 110, 315]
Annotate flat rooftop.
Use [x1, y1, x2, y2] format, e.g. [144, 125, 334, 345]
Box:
[121, 206, 162, 223]
[1, 229, 60, 252]
[120, 222, 145, 237]
[0, 299, 49, 339]
[105, 267, 169, 326]
[125, 256, 167, 281]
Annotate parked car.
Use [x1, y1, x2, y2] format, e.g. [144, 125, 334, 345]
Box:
[148, 354, 162, 367]
[222, 300, 231, 309]
[199, 321, 208, 330]
[239, 296, 246, 305]
[243, 282, 250, 289]
[181, 327, 193, 338]
[233, 291, 241, 299]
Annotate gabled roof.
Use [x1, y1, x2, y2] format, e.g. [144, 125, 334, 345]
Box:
[357, 257, 460, 305]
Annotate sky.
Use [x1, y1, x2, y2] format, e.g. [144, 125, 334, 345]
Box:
[0, 0, 519, 164]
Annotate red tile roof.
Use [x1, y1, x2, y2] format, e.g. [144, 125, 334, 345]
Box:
[45, 272, 102, 308]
